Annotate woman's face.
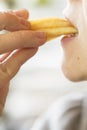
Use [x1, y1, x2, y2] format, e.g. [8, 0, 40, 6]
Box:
[61, 0, 87, 81]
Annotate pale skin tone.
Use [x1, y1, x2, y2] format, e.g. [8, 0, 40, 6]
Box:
[1, 0, 87, 114]
[62, 0, 87, 81]
[0, 9, 47, 114]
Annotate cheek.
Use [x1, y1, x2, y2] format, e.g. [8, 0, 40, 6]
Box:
[82, 0, 87, 25]
[61, 38, 87, 81]
[62, 55, 84, 82]
[83, 0, 87, 14]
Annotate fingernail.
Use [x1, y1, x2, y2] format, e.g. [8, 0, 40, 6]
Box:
[14, 9, 28, 17]
[36, 32, 47, 39]
[21, 19, 30, 29]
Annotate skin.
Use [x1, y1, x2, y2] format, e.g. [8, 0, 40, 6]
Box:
[0, 9, 47, 114]
[1, 0, 87, 114]
[61, 0, 87, 81]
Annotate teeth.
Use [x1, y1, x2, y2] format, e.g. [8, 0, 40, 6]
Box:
[71, 33, 77, 37]
[67, 35, 72, 38]
[71, 34, 75, 37]
[67, 33, 77, 38]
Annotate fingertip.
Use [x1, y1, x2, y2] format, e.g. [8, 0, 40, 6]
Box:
[20, 18, 30, 30]
[14, 9, 29, 19]
[36, 31, 47, 44]
[35, 31, 47, 39]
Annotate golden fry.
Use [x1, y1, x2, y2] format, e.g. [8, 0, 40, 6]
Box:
[30, 18, 78, 41]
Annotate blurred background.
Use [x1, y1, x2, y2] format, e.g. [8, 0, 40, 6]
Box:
[0, 0, 87, 130]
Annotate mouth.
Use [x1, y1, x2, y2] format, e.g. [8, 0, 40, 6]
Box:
[61, 28, 78, 46]
[66, 16, 78, 34]
[64, 33, 77, 39]
[61, 34, 76, 45]
[61, 17, 78, 44]
[66, 33, 77, 37]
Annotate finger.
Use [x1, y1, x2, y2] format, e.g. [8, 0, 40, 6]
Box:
[0, 83, 9, 113]
[0, 31, 47, 54]
[14, 9, 29, 19]
[0, 52, 12, 62]
[0, 11, 30, 31]
[3, 48, 38, 79]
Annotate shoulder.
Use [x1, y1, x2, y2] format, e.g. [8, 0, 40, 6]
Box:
[31, 93, 87, 130]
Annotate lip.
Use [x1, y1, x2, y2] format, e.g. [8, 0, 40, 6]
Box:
[61, 34, 76, 46]
[65, 16, 77, 29]
[61, 16, 78, 46]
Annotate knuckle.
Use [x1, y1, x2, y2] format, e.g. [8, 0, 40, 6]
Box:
[1, 11, 22, 31]
[15, 31, 26, 42]
[13, 31, 27, 47]
[15, 31, 45, 48]
[4, 11, 19, 24]
[18, 31, 28, 42]
[17, 31, 32, 46]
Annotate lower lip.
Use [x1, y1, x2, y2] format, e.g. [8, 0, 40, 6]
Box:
[61, 35, 76, 46]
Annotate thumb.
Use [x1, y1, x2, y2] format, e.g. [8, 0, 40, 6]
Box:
[0, 10, 30, 31]
[14, 9, 29, 19]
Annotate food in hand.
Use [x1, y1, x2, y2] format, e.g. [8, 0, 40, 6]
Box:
[30, 18, 78, 41]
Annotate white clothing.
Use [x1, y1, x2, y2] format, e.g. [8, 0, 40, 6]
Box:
[30, 93, 87, 130]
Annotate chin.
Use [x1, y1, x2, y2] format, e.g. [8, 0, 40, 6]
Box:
[61, 64, 86, 82]
[63, 73, 82, 82]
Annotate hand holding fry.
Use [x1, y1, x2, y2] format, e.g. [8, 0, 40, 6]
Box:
[0, 10, 46, 114]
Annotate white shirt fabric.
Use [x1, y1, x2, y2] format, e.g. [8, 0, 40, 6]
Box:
[30, 93, 87, 130]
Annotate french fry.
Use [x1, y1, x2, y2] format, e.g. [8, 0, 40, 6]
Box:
[30, 18, 78, 41]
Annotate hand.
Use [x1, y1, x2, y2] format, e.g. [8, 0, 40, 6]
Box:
[0, 9, 47, 114]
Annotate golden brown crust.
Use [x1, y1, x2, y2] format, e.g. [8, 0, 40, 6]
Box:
[30, 18, 78, 41]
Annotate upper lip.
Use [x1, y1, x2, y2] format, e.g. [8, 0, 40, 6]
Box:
[65, 16, 78, 35]
[65, 16, 76, 28]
